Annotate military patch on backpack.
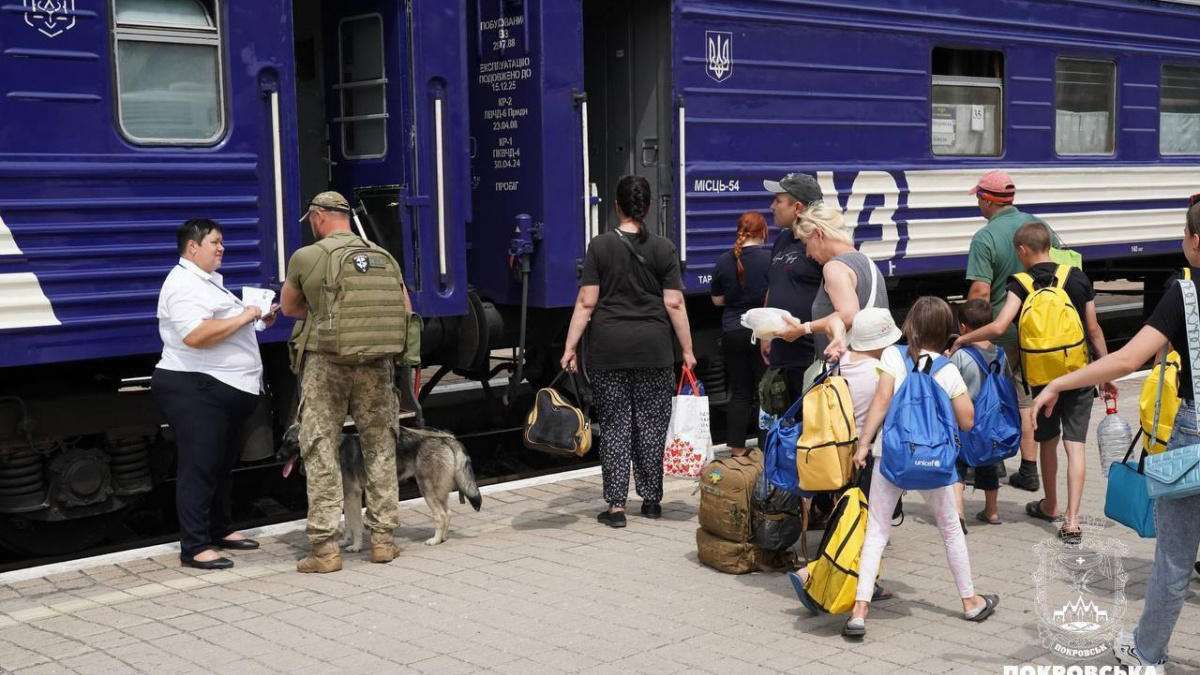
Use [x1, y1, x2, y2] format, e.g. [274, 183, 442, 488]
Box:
[352, 253, 370, 273]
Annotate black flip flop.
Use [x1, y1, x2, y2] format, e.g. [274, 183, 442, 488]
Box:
[964, 594, 999, 622]
[976, 510, 1002, 525]
[1025, 499, 1057, 522]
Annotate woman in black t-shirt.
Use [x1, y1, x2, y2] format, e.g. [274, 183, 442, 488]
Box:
[1032, 196, 1200, 672]
[711, 211, 771, 456]
[561, 176, 696, 528]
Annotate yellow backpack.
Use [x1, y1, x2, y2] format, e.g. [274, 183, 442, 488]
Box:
[1014, 264, 1089, 388]
[803, 486, 869, 614]
[796, 366, 857, 492]
[1139, 268, 1191, 454]
[1140, 352, 1181, 455]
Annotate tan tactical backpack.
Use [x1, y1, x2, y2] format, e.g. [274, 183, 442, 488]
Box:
[305, 236, 415, 364]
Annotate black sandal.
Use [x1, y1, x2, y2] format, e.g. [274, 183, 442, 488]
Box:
[1025, 499, 1057, 522]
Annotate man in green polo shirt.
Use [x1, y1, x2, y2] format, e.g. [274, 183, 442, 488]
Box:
[964, 170, 1060, 493]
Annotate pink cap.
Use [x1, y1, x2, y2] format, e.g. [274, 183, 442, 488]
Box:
[968, 170, 1016, 203]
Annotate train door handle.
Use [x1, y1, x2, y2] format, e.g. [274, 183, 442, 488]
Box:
[641, 137, 659, 167]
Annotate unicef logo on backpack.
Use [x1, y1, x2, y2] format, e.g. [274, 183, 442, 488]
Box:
[1032, 518, 1129, 661]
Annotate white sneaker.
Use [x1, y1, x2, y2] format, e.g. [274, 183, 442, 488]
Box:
[1114, 632, 1167, 674]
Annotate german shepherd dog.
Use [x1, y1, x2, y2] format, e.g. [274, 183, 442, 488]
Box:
[280, 425, 483, 548]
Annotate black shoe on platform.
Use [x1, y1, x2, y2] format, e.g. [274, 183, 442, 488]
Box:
[640, 503, 662, 519]
[1009, 471, 1040, 492]
[215, 538, 259, 550]
[181, 554, 234, 570]
[597, 510, 627, 528]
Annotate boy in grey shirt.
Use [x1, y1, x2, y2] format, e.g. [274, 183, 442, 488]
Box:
[951, 299, 1010, 530]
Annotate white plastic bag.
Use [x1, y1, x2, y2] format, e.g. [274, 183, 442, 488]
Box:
[663, 369, 712, 478]
[740, 307, 796, 342]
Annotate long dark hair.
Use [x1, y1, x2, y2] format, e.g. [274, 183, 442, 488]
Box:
[616, 175, 652, 241]
[902, 296, 956, 353]
[733, 211, 768, 289]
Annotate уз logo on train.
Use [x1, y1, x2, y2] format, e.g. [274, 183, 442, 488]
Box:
[23, 0, 75, 38]
[706, 31, 732, 83]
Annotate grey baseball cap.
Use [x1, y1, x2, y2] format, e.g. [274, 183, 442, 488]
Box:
[763, 173, 823, 205]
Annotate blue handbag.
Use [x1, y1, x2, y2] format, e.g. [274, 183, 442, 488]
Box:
[1143, 278, 1200, 501]
[763, 394, 802, 494]
[1104, 439, 1156, 538]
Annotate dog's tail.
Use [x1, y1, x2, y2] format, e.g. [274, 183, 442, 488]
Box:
[454, 445, 483, 512]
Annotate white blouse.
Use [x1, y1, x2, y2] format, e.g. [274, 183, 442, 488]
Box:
[156, 258, 262, 395]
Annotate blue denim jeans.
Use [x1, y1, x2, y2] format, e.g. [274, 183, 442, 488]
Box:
[1134, 400, 1200, 664]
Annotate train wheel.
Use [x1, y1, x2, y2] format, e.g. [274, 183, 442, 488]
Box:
[0, 512, 126, 557]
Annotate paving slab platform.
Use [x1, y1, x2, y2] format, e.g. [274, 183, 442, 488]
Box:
[0, 377, 1198, 675]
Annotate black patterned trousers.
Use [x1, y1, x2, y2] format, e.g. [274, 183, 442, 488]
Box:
[590, 366, 675, 508]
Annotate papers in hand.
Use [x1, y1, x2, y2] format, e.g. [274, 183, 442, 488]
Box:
[241, 286, 275, 332]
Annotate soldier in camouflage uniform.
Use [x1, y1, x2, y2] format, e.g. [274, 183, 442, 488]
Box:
[281, 191, 412, 572]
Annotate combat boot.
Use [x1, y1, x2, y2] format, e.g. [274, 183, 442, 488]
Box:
[296, 538, 342, 573]
[369, 531, 398, 563]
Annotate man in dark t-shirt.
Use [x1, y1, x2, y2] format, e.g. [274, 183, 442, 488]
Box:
[761, 173, 825, 401]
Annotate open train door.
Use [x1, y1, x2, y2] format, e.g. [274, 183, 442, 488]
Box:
[293, 0, 469, 321]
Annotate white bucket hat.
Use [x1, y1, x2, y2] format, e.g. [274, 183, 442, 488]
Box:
[849, 307, 902, 351]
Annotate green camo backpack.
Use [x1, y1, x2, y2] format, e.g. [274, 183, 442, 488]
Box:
[306, 236, 416, 364]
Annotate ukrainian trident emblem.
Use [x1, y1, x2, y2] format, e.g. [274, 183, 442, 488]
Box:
[705, 31, 732, 83]
[24, 0, 76, 38]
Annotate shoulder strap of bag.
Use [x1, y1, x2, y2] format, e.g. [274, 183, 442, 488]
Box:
[1177, 277, 1200, 430]
[1052, 264, 1071, 290]
[863, 255, 878, 309]
[615, 231, 662, 296]
[1014, 272, 1035, 296]
[961, 345, 989, 375]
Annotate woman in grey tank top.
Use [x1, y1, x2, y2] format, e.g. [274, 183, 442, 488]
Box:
[775, 203, 889, 359]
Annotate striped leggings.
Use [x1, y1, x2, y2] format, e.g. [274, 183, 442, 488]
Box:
[855, 463, 976, 603]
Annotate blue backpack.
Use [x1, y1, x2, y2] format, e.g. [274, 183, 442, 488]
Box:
[958, 346, 1021, 467]
[880, 347, 961, 490]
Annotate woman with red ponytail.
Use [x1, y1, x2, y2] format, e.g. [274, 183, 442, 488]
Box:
[711, 211, 771, 455]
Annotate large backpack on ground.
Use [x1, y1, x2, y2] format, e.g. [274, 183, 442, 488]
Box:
[1014, 264, 1088, 388]
[796, 362, 857, 492]
[296, 236, 417, 366]
[803, 479, 870, 614]
[958, 346, 1021, 467]
[696, 451, 794, 574]
[880, 347, 961, 490]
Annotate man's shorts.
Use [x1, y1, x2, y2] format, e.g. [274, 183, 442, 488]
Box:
[1002, 344, 1033, 410]
[1030, 386, 1093, 444]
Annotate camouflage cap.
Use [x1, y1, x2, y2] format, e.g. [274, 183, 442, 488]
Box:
[299, 191, 352, 221]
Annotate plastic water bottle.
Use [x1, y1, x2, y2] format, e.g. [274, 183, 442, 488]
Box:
[1097, 395, 1133, 477]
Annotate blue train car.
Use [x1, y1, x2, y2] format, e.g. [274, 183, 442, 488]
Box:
[0, 0, 470, 551]
[465, 0, 1200, 378]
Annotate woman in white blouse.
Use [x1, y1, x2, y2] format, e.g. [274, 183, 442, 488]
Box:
[153, 219, 277, 570]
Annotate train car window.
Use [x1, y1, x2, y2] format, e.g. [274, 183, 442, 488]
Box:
[337, 15, 387, 160]
[931, 48, 1003, 156]
[112, 0, 224, 145]
[1161, 64, 1200, 155]
[1055, 58, 1116, 155]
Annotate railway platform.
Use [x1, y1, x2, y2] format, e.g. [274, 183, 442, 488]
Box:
[0, 377, 1197, 675]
